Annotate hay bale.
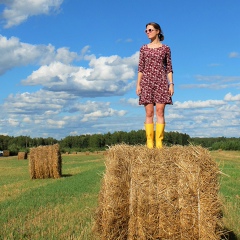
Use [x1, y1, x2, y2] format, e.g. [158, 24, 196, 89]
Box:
[94, 144, 225, 240]
[18, 152, 27, 160]
[29, 144, 62, 179]
[3, 150, 10, 157]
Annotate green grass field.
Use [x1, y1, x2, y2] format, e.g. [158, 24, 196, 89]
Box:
[212, 151, 240, 239]
[0, 150, 239, 239]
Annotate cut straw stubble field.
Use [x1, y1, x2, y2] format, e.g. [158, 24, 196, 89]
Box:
[0, 153, 105, 239]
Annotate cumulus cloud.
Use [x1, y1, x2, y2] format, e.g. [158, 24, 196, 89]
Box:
[21, 52, 139, 97]
[0, 0, 63, 28]
[224, 93, 240, 101]
[0, 35, 138, 97]
[0, 35, 78, 75]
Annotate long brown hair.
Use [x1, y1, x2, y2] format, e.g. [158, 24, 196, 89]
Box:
[146, 22, 164, 41]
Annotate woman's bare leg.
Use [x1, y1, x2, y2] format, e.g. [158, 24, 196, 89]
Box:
[144, 103, 154, 123]
[156, 103, 165, 123]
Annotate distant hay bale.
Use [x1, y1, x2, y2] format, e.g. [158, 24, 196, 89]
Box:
[18, 152, 27, 160]
[29, 144, 62, 179]
[3, 150, 10, 157]
[94, 144, 225, 240]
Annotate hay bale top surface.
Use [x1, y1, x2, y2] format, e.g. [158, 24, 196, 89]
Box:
[104, 144, 219, 174]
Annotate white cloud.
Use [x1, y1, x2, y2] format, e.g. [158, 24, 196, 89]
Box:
[0, 90, 129, 138]
[21, 52, 138, 97]
[165, 96, 240, 137]
[81, 109, 127, 122]
[0, 35, 138, 98]
[224, 93, 240, 101]
[46, 119, 65, 128]
[173, 100, 225, 109]
[8, 118, 19, 127]
[3, 90, 76, 115]
[0, 0, 63, 28]
[23, 117, 31, 123]
[87, 53, 137, 81]
[121, 98, 139, 107]
[68, 101, 111, 114]
[0, 35, 78, 75]
[1, 92, 240, 138]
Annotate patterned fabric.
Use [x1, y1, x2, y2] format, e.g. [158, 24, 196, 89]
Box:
[138, 44, 173, 105]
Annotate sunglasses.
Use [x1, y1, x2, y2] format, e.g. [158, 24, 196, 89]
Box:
[145, 29, 156, 33]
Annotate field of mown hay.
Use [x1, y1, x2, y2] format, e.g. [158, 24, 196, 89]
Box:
[94, 144, 225, 240]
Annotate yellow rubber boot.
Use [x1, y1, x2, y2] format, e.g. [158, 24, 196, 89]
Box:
[156, 123, 165, 148]
[144, 123, 154, 149]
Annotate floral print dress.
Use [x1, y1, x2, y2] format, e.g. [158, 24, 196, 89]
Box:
[138, 44, 173, 105]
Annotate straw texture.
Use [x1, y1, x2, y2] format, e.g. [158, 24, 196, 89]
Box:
[29, 144, 62, 179]
[18, 152, 27, 160]
[94, 144, 224, 240]
[3, 150, 10, 157]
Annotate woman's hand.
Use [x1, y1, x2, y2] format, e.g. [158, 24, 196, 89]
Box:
[169, 84, 174, 96]
[136, 85, 141, 96]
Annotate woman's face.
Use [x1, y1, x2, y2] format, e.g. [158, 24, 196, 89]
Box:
[145, 25, 159, 39]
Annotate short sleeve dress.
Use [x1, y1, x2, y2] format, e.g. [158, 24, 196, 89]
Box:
[138, 44, 173, 105]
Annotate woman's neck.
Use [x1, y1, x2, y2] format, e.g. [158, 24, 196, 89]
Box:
[150, 37, 161, 44]
[150, 39, 161, 45]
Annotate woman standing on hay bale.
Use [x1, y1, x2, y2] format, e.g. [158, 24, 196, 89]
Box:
[136, 22, 174, 149]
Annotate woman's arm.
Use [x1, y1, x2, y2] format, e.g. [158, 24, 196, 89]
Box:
[136, 72, 143, 95]
[168, 72, 174, 96]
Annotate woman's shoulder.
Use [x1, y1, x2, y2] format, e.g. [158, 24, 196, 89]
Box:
[140, 44, 148, 49]
[161, 44, 172, 53]
[162, 44, 171, 49]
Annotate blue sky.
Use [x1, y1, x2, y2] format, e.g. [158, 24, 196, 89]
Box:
[0, 0, 240, 139]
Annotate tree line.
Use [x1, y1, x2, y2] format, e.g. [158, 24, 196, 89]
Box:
[0, 131, 239, 155]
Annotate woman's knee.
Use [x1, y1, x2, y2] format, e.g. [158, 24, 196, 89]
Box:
[156, 108, 164, 118]
[145, 109, 154, 118]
